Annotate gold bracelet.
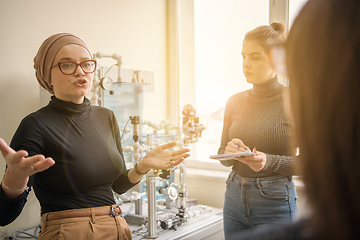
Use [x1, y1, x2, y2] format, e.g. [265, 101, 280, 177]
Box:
[1, 180, 29, 192]
[134, 162, 149, 175]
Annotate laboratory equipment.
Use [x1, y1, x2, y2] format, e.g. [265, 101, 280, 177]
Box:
[121, 106, 205, 238]
[38, 51, 222, 239]
[87, 52, 219, 239]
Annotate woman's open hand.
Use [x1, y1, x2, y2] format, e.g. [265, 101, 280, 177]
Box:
[139, 141, 190, 172]
[0, 138, 55, 180]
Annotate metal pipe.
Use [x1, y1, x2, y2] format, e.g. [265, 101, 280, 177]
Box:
[146, 175, 157, 238]
[135, 198, 142, 215]
[178, 162, 187, 218]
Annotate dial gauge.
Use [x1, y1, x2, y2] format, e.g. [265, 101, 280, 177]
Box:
[99, 77, 114, 90]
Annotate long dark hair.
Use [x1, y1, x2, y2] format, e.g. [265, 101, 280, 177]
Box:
[286, 0, 360, 239]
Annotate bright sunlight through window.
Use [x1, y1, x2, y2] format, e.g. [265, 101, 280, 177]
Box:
[193, 0, 308, 162]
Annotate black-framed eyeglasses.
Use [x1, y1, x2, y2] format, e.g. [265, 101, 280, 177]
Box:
[51, 60, 97, 75]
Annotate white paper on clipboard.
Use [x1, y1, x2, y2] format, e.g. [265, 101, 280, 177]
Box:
[209, 151, 255, 160]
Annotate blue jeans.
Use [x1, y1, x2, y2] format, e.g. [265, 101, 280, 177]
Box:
[223, 171, 298, 240]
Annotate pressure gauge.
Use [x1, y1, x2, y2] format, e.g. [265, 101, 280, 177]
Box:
[99, 77, 114, 90]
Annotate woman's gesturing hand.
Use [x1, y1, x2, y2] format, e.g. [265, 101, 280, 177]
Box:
[139, 141, 190, 172]
[0, 138, 55, 179]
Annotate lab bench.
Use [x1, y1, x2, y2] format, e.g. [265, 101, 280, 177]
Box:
[120, 203, 224, 240]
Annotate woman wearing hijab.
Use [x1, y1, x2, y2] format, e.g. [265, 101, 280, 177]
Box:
[0, 33, 190, 240]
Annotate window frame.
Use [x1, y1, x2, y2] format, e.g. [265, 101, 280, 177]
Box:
[172, 0, 308, 170]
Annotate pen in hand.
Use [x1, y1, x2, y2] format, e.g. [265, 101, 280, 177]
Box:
[236, 141, 252, 152]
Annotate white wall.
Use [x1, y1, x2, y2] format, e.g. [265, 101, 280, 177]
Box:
[0, 0, 168, 234]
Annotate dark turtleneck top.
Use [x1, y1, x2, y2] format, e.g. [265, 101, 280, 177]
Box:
[0, 96, 136, 226]
[218, 76, 297, 178]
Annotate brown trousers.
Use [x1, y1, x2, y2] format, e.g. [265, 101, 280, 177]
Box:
[38, 206, 132, 240]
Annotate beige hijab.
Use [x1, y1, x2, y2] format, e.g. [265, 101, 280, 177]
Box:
[33, 33, 91, 94]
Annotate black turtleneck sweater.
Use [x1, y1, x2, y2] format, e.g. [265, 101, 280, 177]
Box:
[218, 77, 297, 178]
[0, 96, 136, 226]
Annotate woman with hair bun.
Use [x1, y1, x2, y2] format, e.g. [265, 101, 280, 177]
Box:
[218, 22, 298, 239]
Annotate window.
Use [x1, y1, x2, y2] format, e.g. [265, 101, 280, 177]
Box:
[289, 0, 308, 27]
[193, 0, 269, 161]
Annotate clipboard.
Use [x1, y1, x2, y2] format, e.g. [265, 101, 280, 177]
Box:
[209, 151, 255, 160]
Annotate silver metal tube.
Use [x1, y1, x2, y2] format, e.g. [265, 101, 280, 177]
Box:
[146, 175, 157, 238]
[178, 162, 187, 211]
[147, 133, 154, 146]
[135, 198, 142, 215]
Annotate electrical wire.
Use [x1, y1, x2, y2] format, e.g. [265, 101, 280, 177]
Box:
[121, 205, 134, 217]
[103, 64, 117, 77]
[11, 225, 40, 240]
[120, 118, 131, 141]
[121, 135, 132, 145]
